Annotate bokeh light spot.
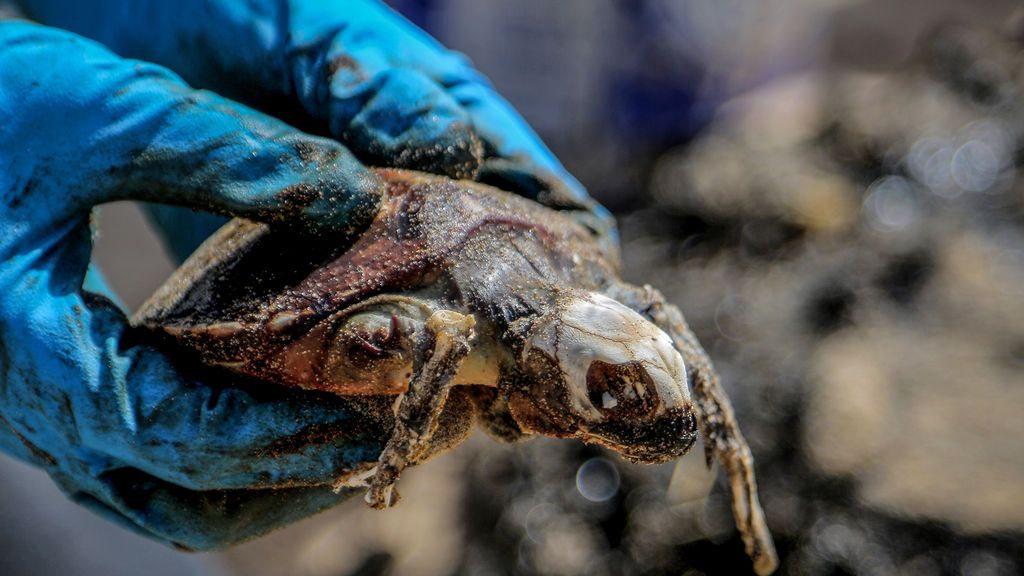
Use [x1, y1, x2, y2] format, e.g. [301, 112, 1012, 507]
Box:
[576, 458, 620, 502]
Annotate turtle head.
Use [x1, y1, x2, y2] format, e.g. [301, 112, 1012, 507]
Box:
[507, 291, 698, 463]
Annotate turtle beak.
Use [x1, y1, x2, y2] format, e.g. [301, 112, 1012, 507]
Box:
[584, 405, 697, 463]
[523, 291, 697, 461]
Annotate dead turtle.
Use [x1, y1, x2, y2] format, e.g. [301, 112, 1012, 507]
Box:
[134, 168, 777, 575]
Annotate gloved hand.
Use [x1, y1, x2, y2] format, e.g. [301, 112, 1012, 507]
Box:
[1, 0, 618, 551]
[0, 20, 396, 549]
[16, 0, 617, 262]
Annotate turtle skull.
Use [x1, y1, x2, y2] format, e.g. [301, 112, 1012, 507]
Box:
[521, 291, 698, 462]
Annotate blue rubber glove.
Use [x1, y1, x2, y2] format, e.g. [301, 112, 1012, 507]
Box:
[0, 20, 398, 549]
[16, 0, 617, 262]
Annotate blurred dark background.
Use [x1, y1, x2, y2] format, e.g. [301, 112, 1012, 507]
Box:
[3, 1, 1024, 575]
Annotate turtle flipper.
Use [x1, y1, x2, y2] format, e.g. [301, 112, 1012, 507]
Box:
[364, 310, 476, 509]
[605, 283, 778, 576]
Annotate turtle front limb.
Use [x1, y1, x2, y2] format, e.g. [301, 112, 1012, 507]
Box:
[364, 310, 476, 509]
[607, 283, 778, 576]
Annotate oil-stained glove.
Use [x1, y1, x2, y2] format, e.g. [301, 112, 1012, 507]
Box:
[16, 0, 617, 260]
[0, 21, 394, 549]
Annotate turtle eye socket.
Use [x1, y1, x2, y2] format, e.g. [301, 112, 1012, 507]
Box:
[322, 310, 419, 393]
[335, 313, 407, 363]
[330, 311, 413, 367]
[586, 360, 660, 420]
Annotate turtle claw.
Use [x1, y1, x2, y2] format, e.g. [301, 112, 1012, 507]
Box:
[331, 462, 377, 493]
[363, 310, 475, 510]
[606, 283, 779, 576]
[366, 476, 400, 509]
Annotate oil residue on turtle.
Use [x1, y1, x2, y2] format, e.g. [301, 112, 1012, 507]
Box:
[134, 168, 777, 575]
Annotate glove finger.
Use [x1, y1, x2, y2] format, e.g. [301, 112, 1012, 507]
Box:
[325, 66, 484, 180]
[290, 37, 484, 180]
[70, 470, 356, 551]
[1, 22, 382, 233]
[98, 74, 384, 233]
[443, 81, 585, 197]
[305, 7, 596, 206]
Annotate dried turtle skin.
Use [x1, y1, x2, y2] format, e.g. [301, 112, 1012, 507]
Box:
[134, 168, 777, 575]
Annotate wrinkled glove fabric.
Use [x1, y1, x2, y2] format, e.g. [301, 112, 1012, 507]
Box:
[0, 20, 386, 549]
